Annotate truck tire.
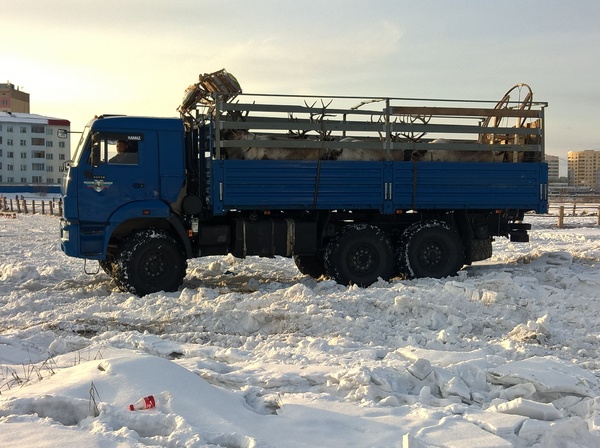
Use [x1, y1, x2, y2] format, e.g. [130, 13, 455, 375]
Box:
[113, 230, 187, 296]
[99, 251, 117, 276]
[402, 220, 464, 279]
[394, 245, 410, 278]
[293, 254, 327, 279]
[471, 238, 493, 262]
[324, 224, 394, 287]
[99, 259, 115, 276]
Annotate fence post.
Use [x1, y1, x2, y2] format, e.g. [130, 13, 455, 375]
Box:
[58, 199, 63, 216]
[597, 206, 600, 226]
[32, 200, 36, 215]
[22, 199, 28, 214]
[50, 201, 54, 215]
[558, 206, 564, 228]
[16, 199, 21, 213]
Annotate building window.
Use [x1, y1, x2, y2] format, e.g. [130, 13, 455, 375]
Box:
[46, 165, 54, 172]
[32, 176, 43, 183]
[20, 151, 27, 158]
[7, 151, 14, 158]
[7, 177, 13, 182]
[7, 126, 13, 133]
[20, 126, 27, 133]
[31, 138, 45, 146]
[32, 163, 45, 171]
[20, 164, 27, 171]
[7, 164, 14, 171]
[31, 125, 45, 134]
[0, 136, 2, 144]
[47, 178, 54, 183]
[7, 139, 13, 146]
[46, 141, 54, 148]
[46, 128, 53, 135]
[59, 141, 66, 148]
[59, 154, 66, 160]
[20, 140, 27, 146]
[46, 153, 54, 160]
[21, 177, 27, 183]
[32, 150, 45, 158]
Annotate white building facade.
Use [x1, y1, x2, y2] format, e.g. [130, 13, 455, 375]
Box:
[0, 112, 71, 187]
[545, 154, 560, 180]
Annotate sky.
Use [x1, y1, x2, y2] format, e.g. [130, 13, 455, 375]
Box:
[3, 0, 600, 169]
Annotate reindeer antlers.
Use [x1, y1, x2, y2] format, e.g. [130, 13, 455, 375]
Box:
[374, 113, 432, 142]
[288, 99, 335, 140]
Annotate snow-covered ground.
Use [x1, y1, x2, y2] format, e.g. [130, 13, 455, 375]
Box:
[2, 211, 600, 447]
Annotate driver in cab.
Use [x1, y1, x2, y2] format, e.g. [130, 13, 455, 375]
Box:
[109, 140, 138, 164]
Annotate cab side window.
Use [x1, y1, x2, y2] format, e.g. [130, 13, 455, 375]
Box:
[108, 139, 139, 164]
[88, 133, 143, 166]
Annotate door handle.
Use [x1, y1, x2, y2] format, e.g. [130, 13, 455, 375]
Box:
[132, 183, 144, 188]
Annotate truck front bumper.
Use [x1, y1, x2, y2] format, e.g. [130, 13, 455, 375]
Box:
[60, 218, 79, 257]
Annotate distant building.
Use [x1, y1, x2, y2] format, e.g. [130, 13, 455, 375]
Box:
[0, 82, 30, 113]
[0, 112, 71, 187]
[545, 154, 560, 180]
[0, 84, 70, 191]
[568, 150, 600, 191]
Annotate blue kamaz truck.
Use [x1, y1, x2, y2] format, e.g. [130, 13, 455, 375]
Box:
[60, 70, 548, 295]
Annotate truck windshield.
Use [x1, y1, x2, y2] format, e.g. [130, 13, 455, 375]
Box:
[71, 125, 91, 167]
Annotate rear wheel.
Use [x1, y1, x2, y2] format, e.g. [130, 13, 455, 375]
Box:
[402, 220, 464, 279]
[324, 224, 394, 287]
[113, 229, 187, 296]
[471, 238, 493, 262]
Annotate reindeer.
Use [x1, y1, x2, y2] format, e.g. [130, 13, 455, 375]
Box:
[221, 99, 343, 160]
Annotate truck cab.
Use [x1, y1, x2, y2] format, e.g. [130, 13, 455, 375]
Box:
[61, 116, 191, 294]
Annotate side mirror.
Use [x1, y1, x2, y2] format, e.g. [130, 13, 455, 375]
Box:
[57, 129, 69, 139]
[91, 144, 100, 167]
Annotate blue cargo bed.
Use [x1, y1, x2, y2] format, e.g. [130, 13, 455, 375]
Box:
[211, 160, 548, 215]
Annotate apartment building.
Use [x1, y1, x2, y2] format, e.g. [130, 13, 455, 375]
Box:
[545, 154, 560, 180]
[567, 150, 600, 191]
[0, 112, 71, 186]
[0, 83, 70, 188]
[1, 82, 30, 113]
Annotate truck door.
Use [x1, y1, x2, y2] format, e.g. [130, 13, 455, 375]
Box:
[79, 131, 155, 223]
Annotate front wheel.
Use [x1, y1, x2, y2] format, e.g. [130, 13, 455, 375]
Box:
[401, 220, 464, 279]
[325, 224, 395, 287]
[293, 254, 327, 279]
[99, 260, 115, 276]
[113, 230, 187, 296]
